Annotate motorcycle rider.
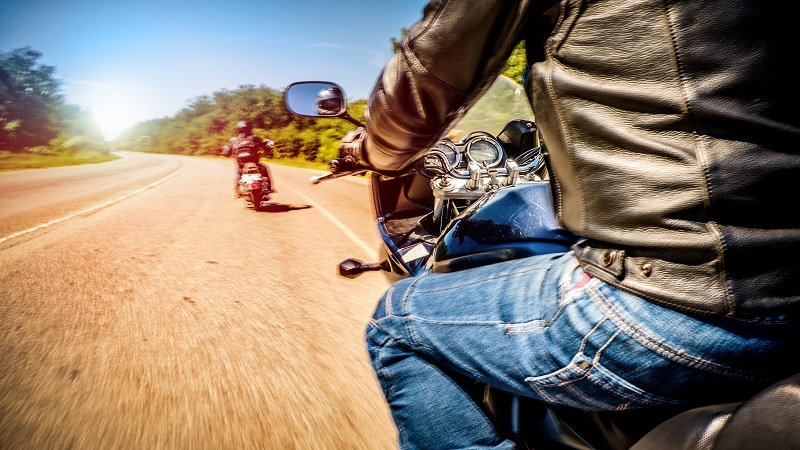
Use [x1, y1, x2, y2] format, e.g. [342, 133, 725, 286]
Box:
[222, 120, 274, 195]
[315, 86, 344, 116]
[338, 1, 800, 449]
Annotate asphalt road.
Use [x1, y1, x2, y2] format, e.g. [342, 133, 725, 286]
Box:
[0, 152, 397, 449]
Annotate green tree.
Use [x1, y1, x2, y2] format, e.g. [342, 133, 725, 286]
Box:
[0, 47, 65, 150]
[501, 41, 527, 84]
[0, 46, 104, 153]
[115, 84, 300, 158]
[390, 27, 410, 54]
[112, 30, 528, 165]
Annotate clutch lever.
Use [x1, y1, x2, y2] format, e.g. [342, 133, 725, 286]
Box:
[310, 170, 368, 184]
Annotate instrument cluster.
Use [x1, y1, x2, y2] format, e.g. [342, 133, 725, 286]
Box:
[425, 132, 505, 174]
[422, 129, 545, 200]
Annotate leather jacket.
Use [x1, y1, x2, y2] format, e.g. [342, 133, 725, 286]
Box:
[363, 0, 800, 318]
[228, 134, 264, 167]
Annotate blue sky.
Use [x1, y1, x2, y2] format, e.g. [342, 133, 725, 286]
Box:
[0, 0, 427, 139]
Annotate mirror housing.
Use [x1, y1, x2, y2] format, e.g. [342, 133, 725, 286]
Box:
[284, 81, 364, 127]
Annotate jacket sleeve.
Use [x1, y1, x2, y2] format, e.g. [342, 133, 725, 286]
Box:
[363, 0, 533, 173]
[223, 137, 237, 157]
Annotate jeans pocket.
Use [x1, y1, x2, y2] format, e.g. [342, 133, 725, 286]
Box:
[524, 353, 680, 411]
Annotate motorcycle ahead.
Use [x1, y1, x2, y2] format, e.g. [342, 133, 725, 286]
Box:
[284, 78, 800, 450]
[222, 141, 274, 211]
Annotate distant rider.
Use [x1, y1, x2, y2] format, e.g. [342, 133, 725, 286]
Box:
[221, 120, 274, 194]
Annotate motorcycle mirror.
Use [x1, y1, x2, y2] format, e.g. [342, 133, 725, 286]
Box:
[338, 258, 390, 278]
[284, 81, 364, 127]
[339, 258, 366, 278]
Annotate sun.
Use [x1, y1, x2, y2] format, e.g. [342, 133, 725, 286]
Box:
[85, 83, 147, 141]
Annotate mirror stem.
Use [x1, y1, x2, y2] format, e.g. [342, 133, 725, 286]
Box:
[342, 113, 364, 128]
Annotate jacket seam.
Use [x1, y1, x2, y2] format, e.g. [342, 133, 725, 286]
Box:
[707, 222, 736, 316]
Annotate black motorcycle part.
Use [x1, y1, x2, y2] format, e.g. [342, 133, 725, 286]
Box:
[433, 182, 577, 273]
[338, 259, 391, 278]
[251, 189, 263, 211]
[631, 373, 800, 450]
[497, 119, 538, 160]
[369, 171, 437, 277]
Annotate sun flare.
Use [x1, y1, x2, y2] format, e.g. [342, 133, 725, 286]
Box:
[86, 84, 147, 141]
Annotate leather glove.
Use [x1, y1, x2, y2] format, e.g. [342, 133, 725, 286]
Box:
[331, 127, 369, 174]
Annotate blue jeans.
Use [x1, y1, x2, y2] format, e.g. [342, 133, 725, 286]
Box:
[365, 252, 798, 450]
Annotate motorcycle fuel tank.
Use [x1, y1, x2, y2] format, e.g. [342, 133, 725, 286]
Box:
[433, 182, 577, 273]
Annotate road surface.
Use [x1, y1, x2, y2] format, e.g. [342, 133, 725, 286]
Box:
[0, 152, 398, 449]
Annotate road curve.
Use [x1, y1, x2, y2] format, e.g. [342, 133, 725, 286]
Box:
[0, 152, 398, 449]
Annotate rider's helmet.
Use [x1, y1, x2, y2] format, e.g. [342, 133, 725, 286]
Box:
[315, 87, 343, 116]
[236, 120, 252, 135]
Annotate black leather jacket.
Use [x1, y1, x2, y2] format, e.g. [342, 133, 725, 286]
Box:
[363, 0, 800, 318]
[227, 134, 265, 167]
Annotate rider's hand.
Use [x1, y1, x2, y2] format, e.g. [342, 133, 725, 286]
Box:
[331, 127, 369, 173]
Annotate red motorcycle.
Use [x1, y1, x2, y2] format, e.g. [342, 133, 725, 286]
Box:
[222, 140, 274, 211]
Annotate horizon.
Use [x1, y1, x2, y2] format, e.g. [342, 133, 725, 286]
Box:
[0, 1, 427, 140]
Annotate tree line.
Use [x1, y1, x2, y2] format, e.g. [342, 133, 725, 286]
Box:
[114, 40, 526, 164]
[2, 39, 526, 166]
[0, 47, 106, 154]
[114, 84, 366, 164]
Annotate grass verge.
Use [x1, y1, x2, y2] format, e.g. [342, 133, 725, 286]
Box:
[0, 150, 333, 173]
[0, 150, 119, 172]
[266, 157, 330, 171]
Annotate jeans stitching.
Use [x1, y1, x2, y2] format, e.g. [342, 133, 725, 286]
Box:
[561, 381, 618, 410]
[524, 318, 606, 387]
[504, 319, 548, 334]
[379, 342, 411, 449]
[589, 328, 681, 407]
[385, 285, 396, 317]
[401, 277, 440, 355]
[505, 267, 584, 334]
[586, 280, 767, 381]
[528, 326, 679, 408]
[578, 318, 606, 356]
[504, 299, 569, 333]
[521, 300, 682, 408]
[589, 362, 680, 407]
[524, 319, 605, 388]
[408, 264, 550, 296]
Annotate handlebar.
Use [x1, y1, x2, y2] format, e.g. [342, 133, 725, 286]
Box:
[309, 157, 368, 184]
[310, 169, 368, 185]
[330, 157, 361, 174]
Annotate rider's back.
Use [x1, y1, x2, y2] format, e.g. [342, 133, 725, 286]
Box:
[229, 135, 261, 164]
[529, 0, 800, 317]
[363, 0, 799, 317]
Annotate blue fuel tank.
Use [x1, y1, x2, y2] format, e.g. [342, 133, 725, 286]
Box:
[433, 182, 578, 273]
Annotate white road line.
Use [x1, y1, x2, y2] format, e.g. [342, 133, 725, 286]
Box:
[0, 162, 186, 245]
[279, 182, 375, 256]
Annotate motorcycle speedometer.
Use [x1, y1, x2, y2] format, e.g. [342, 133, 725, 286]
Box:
[466, 136, 502, 167]
[435, 140, 461, 167]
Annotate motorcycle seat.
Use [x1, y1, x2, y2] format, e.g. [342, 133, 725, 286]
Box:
[632, 373, 800, 449]
[241, 162, 261, 174]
